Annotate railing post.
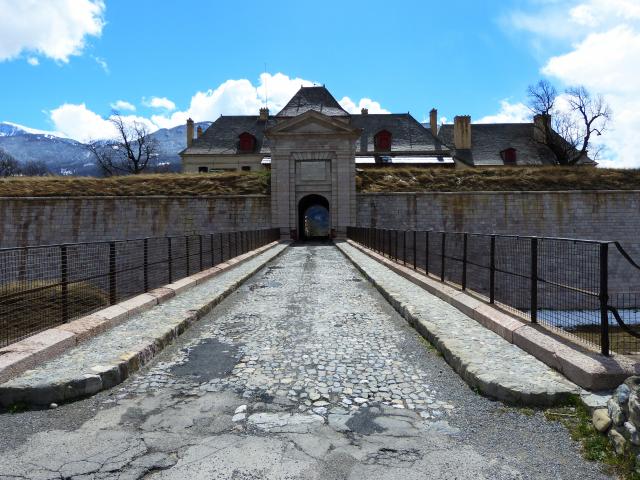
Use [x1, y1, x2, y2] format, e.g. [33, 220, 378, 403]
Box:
[531, 237, 538, 324]
[489, 235, 496, 304]
[185, 236, 190, 276]
[462, 233, 468, 291]
[199, 235, 203, 272]
[220, 233, 225, 262]
[211, 234, 215, 267]
[425, 231, 430, 275]
[109, 241, 117, 305]
[167, 237, 173, 283]
[403, 230, 407, 265]
[60, 245, 69, 322]
[143, 238, 149, 292]
[413, 230, 417, 270]
[440, 232, 446, 282]
[600, 242, 610, 356]
[395, 230, 399, 261]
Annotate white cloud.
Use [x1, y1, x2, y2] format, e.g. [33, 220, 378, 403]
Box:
[478, 100, 531, 124]
[50, 103, 156, 142]
[144, 97, 177, 111]
[510, 0, 640, 167]
[110, 100, 136, 112]
[50, 103, 115, 141]
[49, 73, 390, 141]
[0, 0, 105, 63]
[339, 97, 390, 114]
[93, 55, 109, 73]
[27, 57, 39, 66]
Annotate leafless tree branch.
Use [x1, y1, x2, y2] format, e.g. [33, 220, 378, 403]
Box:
[85, 112, 158, 176]
[528, 80, 612, 165]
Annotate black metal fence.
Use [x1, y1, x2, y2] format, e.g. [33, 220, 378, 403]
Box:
[0, 228, 280, 348]
[347, 226, 640, 356]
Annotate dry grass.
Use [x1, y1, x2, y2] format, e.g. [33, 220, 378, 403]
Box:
[1, 281, 108, 346]
[0, 171, 270, 197]
[1, 167, 640, 197]
[356, 167, 640, 193]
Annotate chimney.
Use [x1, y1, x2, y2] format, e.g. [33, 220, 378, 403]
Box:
[533, 114, 550, 143]
[453, 115, 471, 149]
[196, 126, 203, 138]
[259, 107, 269, 121]
[361, 108, 369, 115]
[429, 108, 438, 136]
[186, 118, 194, 148]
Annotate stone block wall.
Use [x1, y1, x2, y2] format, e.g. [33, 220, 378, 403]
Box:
[0, 196, 272, 248]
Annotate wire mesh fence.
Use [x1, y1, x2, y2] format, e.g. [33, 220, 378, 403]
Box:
[348, 226, 640, 357]
[0, 228, 280, 348]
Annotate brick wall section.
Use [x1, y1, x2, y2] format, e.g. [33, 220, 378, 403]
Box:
[0, 196, 271, 247]
[356, 191, 640, 298]
[356, 191, 640, 239]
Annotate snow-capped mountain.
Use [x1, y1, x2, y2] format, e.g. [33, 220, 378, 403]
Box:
[0, 121, 211, 176]
[0, 122, 65, 138]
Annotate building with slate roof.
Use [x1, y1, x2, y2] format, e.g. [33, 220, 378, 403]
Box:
[180, 86, 455, 173]
[180, 85, 590, 172]
[437, 118, 596, 167]
[179, 85, 593, 240]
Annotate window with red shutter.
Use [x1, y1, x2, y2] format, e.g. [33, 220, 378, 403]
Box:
[238, 132, 256, 153]
[501, 148, 517, 165]
[374, 130, 392, 151]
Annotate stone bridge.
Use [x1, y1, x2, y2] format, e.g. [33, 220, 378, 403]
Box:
[0, 241, 615, 479]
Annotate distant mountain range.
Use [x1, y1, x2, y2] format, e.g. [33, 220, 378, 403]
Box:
[0, 121, 211, 176]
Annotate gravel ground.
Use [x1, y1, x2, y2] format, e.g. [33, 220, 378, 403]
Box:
[0, 244, 611, 479]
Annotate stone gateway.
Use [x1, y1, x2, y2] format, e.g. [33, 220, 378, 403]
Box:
[180, 85, 594, 239]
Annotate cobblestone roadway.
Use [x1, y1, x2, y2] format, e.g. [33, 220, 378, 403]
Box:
[0, 245, 611, 479]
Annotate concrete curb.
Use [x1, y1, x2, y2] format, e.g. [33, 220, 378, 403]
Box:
[337, 242, 582, 406]
[0, 242, 289, 408]
[339, 240, 639, 392]
[0, 241, 286, 387]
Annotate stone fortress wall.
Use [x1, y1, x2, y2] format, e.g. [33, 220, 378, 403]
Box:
[0, 196, 272, 248]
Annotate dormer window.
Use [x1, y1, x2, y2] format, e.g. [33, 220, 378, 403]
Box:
[501, 148, 517, 165]
[374, 130, 392, 151]
[238, 132, 256, 153]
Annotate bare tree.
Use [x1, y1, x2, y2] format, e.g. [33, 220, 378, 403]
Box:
[21, 160, 50, 176]
[0, 149, 21, 177]
[528, 80, 612, 165]
[86, 113, 158, 176]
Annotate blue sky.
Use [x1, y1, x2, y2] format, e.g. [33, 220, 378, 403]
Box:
[1, 0, 639, 166]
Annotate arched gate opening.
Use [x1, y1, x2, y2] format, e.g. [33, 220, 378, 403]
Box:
[298, 194, 330, 240]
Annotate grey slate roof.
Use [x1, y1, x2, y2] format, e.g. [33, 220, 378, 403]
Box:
[185, 116, 276, 155]
[276, 86, 349, 117]
[352, 114, 449, 154]
[438, 123, 560, 166]
[184, 111, 450, 157]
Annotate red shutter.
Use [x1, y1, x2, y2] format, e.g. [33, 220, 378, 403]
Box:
[238, 133, 256, 153]
[503, 148, 517, 164]
[375, 130, 392, 151]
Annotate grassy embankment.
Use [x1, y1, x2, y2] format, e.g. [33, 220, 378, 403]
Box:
[0, 167, 639, 196]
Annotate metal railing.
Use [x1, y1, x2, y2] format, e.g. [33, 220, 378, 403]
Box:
[0, 228, 280, 348]
[347, 226, 640, 356]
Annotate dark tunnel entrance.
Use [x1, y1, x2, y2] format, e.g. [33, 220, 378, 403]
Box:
[298, 194, 330, 240]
